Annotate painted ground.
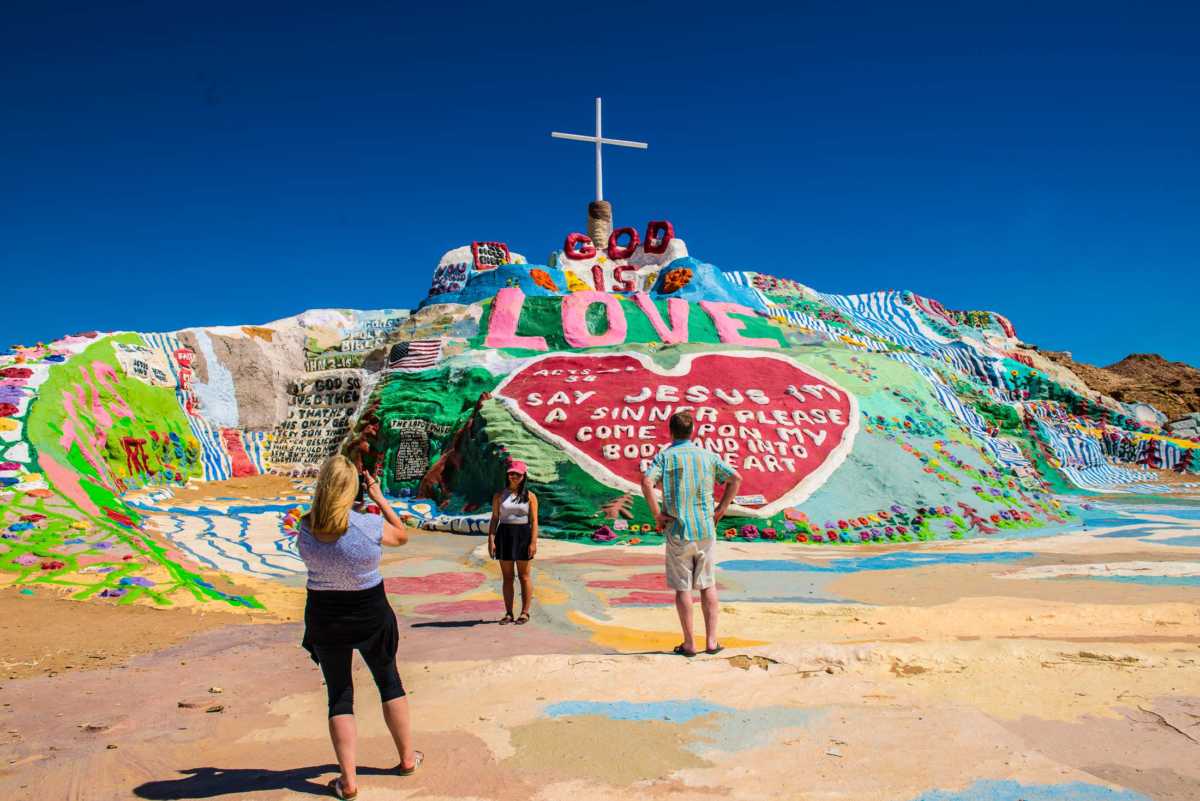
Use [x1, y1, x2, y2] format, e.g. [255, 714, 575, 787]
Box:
[3, 483, 1199, 801]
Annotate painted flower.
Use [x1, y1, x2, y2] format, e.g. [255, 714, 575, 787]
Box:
[724, 527, 738, 539]
[741, 524, 760, 540]
[762, 528, 778, 540]
[529, 268, 559, 292]
[628, 537, 642, 545]
[660, 267, 694, 293]
[795, 533, 808, 543]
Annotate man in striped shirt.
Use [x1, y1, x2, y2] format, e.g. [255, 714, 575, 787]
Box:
[641, 412, 742, 657]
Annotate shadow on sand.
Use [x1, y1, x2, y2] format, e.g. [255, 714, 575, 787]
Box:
[133, 764, 405, 799]
[410, 619, 494, 628]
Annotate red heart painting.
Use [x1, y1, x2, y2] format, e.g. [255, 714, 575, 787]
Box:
[493, 351, 859, 517]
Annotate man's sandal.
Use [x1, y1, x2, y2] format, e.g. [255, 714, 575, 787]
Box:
[515, 612, 530, 625]
[673, 644, 697, 657]
[328, 777, 357, 799]
[499, 614, 515, 625]
[398, 750, 424, 776]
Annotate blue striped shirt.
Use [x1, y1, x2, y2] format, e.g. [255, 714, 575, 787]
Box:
[644, 440, 737, 542]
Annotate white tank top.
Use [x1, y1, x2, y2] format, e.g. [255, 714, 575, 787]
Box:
[498, 491, 529, 524]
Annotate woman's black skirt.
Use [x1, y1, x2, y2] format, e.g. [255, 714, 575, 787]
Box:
[495, 522, 533, 561]
[301, 581, 398, 664]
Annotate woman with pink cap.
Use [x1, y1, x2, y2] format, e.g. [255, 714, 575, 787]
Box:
[487, 460, 539, 625]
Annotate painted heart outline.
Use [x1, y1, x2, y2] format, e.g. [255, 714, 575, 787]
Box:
[493, 350, 860, 518]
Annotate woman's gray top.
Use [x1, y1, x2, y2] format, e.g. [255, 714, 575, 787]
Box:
[297, 511, 384, 591]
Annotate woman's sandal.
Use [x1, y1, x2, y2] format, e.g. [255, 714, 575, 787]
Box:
[398, 750, 424, 776]
[499, 613, 515, 625]
[672, 644, 697, 658]
[515, 612, 530, 625]
[328, 777, 357, 799]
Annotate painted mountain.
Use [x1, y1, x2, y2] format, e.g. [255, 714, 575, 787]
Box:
[3, 220, 1198, 608]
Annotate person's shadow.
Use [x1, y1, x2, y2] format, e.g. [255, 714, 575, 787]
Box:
[410, 619, 492, 628]
[133, 764, 404, 799]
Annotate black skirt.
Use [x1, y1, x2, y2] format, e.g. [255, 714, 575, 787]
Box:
[495, 522, 533, 561]
[301, 581, 399, 664]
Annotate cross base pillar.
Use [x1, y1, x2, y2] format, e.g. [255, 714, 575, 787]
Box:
[588, 201, 613, 247]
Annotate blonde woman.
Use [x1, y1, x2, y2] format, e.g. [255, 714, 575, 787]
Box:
[297, 455, 422, 799]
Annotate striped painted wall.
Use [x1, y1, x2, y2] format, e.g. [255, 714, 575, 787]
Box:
[721, 271, 1200, 491]
[141, 332, 268, 482]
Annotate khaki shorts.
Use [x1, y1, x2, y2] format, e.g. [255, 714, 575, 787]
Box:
[665, 536, 716, 591]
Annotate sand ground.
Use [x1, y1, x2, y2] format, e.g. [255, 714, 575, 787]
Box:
[3, 490, 1200, 800]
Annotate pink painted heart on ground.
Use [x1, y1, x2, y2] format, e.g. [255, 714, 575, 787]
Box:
[586, 572, 674, 591]
[494, 351, 858, 517]
[412, 599, 506, 616]
[384, 571, 487, 596]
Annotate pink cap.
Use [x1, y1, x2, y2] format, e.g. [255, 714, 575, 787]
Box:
[507, 460, 528, 475]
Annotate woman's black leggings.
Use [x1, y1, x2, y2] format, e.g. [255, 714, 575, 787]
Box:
[313, 646, 406, 717]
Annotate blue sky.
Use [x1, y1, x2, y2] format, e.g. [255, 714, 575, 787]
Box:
[3, 2, 1198, 366]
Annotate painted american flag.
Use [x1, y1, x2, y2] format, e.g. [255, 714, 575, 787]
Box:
[387, 339, 442, 371]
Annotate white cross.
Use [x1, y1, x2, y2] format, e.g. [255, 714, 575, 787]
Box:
[551, 97, 648, 202]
